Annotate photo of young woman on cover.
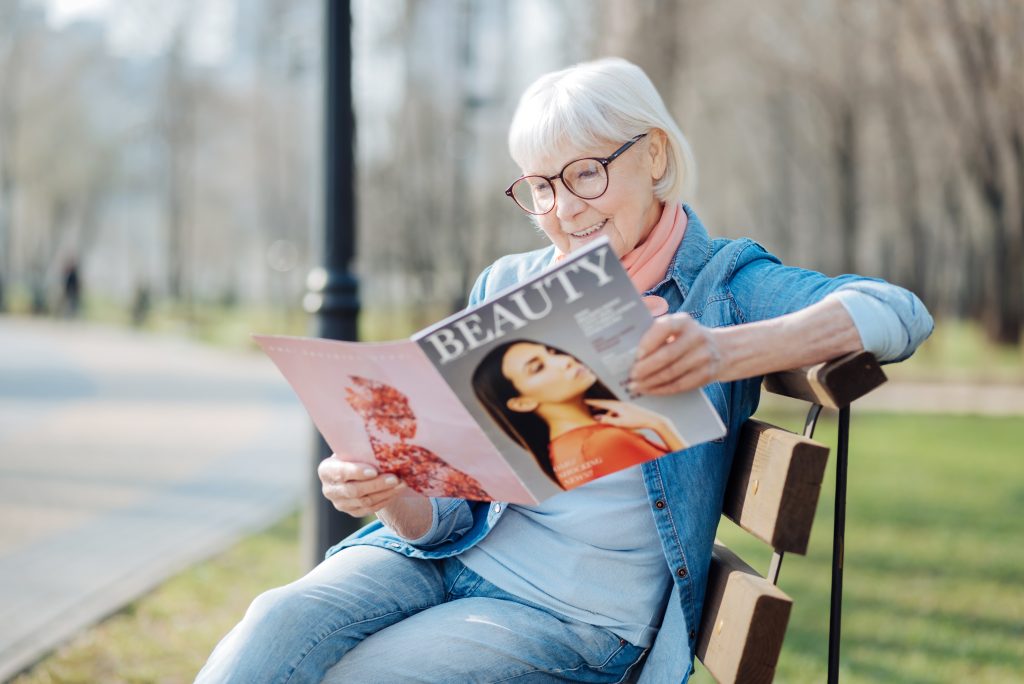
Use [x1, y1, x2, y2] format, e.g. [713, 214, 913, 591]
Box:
[472, 339, 687, 490]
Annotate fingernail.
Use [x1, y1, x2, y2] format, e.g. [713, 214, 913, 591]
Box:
[363, 467, 377, 478]
[384, 475, 399, 486]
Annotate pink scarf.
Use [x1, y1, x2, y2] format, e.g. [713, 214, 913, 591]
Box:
[621, 202, 687, 316]
[555, 203, 687, 317]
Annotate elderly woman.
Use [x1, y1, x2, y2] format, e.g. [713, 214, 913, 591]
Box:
[198, 58, 932, 683]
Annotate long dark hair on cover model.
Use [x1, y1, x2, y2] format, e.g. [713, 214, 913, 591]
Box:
[471, 339, 615, 488]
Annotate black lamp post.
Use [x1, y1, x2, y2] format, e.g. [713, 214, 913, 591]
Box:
[303, 0, 362, 567]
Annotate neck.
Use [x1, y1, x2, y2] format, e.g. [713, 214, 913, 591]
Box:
[637, 200, 665, 247]
[536, 399, 598, 439]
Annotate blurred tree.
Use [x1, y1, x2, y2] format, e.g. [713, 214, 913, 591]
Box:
[597, 0, 685, 107]
[0, 0, 27, 311]
[879, 3, 928, 299]
[912, 0, 1023, 344]
[161, 27, 194, 306]
[249, 0, 318, 318]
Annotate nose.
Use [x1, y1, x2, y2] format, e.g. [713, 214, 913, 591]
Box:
[553, 181, 587, 221]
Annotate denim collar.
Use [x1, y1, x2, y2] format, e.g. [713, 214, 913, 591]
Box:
[644, 203, 712, 303]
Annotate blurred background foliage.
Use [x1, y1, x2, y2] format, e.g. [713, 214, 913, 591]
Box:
[1, 0, 1023, 347]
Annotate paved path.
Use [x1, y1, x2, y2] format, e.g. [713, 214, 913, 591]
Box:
[0, 316, 308, 681]
[856, 378, 1024, 416]
[758, 375, 1024, 417]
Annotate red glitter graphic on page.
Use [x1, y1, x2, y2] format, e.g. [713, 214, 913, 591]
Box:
[344, 376, 492, 500]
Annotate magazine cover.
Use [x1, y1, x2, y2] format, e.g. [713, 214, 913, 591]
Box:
[256, 237, 726, 506]
[413, 237, 726, 502]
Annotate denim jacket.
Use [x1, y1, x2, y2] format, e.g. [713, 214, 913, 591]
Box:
[328, 205, 933, 683]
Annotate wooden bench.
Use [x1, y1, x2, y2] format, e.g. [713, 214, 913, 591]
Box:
[694, 351, 887, 683]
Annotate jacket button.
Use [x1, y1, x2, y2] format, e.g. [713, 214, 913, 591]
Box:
[677, 566, 688, 578]
[655, 500, 666, 509]
[689, 629, 696, 641]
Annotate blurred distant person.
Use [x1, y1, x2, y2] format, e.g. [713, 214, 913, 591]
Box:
[62, 258, 81, 318]
[131, 281, 151, 328]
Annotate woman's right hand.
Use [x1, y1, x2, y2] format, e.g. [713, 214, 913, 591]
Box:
[318, 454, 408, 518]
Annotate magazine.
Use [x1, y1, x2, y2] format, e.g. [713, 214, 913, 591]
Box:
[254, 237, 726, 505]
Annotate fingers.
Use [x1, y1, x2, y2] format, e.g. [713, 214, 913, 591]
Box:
[329, 485, 404, 518]
[319, 454, 405, 517]
[635, 312, 691, 361]
[631, 314, 721, 395]
[318, 456, 377, 485]
[582, 399, 624, 411]
[630, 313, 704, 382]
[640, 365, 713, 396]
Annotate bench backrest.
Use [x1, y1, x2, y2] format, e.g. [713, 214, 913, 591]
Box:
[694, 351, 885, 683]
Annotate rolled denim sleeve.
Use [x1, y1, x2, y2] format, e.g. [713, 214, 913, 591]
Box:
[727, 240, 934, 362]
[397, 497, 477, 548]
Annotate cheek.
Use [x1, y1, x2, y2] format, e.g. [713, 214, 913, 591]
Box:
[536, 216, 569, 248]
[522, 373, 562, 402]
[605, 187, 652, 233]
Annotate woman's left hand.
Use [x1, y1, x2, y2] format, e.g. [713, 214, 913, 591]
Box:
[584, 399, 688, 451]
[584, 399, 669, 431]
[629, 312, 722, 395]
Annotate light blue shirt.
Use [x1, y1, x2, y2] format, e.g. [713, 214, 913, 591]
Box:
[458, 467, 669, 647]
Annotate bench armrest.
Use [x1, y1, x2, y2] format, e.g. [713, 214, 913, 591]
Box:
[762, 351, 887, 409]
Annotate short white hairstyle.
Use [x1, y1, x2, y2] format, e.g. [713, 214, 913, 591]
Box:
[509, 57, 696, 204]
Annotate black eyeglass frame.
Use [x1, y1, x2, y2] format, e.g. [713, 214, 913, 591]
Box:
[504, 133, 648, 215]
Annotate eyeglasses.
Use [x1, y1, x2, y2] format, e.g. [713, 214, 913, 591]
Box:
[504, 133, 648, 215]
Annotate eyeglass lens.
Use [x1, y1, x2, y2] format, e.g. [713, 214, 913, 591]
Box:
[510, 158, 608, 215]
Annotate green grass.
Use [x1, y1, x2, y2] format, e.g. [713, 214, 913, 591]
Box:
[12, 514, 303, 684]
[693, 411, 1024, 683]
[12, 415, 1024, 683]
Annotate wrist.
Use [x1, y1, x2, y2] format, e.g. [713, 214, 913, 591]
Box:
[378, 494, 433, 540]
[712, 299, 863, 382]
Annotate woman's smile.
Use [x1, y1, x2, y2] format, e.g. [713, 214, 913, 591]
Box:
[569, 219, 608, 240]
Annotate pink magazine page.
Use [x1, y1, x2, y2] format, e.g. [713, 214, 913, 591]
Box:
[253, 334, 537, 504]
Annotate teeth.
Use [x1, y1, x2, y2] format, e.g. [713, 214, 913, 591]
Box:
[571, 220, 606, 238]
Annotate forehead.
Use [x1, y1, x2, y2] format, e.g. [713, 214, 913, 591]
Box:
[520, 140, 619, 176]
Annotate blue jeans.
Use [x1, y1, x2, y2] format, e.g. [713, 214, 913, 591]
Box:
[196, 545, 646, 683]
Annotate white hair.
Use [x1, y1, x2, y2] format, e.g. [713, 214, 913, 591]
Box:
[509, 57, 696, 204]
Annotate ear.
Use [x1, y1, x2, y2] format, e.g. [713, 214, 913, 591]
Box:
[648, 129, 669, 182]
[507, 396, 539, 413]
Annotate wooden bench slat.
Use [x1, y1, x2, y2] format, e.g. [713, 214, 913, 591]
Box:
[723, 419, 830, 555]
[762, 350, 886, 409]
[697, 541, 792, 684]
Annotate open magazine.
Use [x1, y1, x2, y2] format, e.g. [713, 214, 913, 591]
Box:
[254, 238, 726, 505]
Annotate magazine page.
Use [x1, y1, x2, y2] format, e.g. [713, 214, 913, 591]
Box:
[413, 237, 726, 498]
[253, 335, 538, 504]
